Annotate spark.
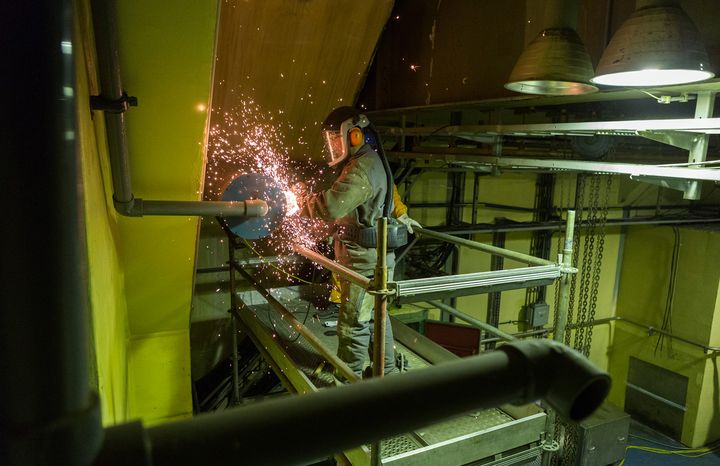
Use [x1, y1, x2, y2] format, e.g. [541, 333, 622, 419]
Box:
[284, 190, 299, 216]
[206, 93, 332, 287]
[410, 64, 420, 72]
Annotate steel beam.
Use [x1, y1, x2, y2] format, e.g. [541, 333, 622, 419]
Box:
[232, 304, 317, 395]
[365, 80, 720, 116]
[388, 152, 720, 182]
[390, 319, 458, 364]
[381, 117, 720, 137]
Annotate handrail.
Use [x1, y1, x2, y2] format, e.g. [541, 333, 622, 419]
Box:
[429, 300, 518, 342]
[416, 227, 556, 267]
[291, 244, 372, 289]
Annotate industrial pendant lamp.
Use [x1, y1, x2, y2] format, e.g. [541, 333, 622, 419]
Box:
[592, 0, 714, 87]
[505, 0, 598, 95]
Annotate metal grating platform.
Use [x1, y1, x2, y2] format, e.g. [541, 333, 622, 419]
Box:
[382, 434, 424, 458]
[416, 409, 514, 445]
[237, 289, 546, 466]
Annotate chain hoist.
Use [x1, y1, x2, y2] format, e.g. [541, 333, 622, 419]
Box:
[554, 174, 612, 466]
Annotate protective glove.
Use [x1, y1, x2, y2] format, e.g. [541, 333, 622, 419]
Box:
[396, 213, 422, 235]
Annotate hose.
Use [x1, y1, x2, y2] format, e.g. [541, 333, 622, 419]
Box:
[367, 121, 393, 219]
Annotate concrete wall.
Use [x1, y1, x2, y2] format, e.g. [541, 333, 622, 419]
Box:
[607, 226, 720, 446]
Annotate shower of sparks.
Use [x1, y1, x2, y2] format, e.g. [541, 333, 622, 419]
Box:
[206, 96, 334, 286]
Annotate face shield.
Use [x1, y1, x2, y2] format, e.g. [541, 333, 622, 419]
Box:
[324, 129, 348, 167]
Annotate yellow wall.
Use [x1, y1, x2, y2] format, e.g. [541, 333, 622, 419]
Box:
[74, 0, 129, 424]
[74, 0, 219, 424]
[114, 0, 219, 423]
[608, 226, 720, 446]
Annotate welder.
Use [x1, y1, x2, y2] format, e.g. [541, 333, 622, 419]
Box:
[298, 106, 420, 378]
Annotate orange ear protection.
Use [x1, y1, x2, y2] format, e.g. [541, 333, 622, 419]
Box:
[348, 127, 364, 147]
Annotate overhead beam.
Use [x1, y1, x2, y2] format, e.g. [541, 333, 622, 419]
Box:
[388, 151, 720, 182]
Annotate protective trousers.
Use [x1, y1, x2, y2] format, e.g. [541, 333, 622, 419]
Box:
[337, 269, 396, 377]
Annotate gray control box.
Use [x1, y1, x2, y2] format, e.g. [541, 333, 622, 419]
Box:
[527, 302, 549, 327]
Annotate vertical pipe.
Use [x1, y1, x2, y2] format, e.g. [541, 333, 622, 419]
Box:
[91, 0, 133, 204]
[554, 210, 576, 344]
[227, 239, 240, 404]
[1, 2, 102, 464]
[542, 209, 576, 466]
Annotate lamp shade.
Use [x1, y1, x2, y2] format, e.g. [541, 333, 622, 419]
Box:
[592, 3, 714, 86]
[505, 28, 598, 95]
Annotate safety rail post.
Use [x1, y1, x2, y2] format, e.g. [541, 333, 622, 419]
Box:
[372, 217, 389, 377]
[371, 217, 389, 466]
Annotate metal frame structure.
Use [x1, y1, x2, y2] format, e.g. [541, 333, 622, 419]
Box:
[285, 212, 580, 465]
[372, 85, 719, 200]
[219, 217, 586, 466]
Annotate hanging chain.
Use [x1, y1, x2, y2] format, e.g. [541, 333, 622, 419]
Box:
[584, 175, 613, 355]
[554, 174, 612, 466]
[573, 176, 601, 354]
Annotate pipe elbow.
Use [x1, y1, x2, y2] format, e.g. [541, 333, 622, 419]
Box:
[113, 196, 142, 217]
[499, 340, 610, 422]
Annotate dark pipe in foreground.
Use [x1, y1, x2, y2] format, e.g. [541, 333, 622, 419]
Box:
[1, 2, 102, 465]
[96, 340, 610, 466]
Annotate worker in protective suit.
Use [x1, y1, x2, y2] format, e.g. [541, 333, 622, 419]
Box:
[327, 184, 418, 306]
[299, 106, 420, 378]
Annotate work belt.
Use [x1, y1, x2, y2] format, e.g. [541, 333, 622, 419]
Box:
[336, 223, 408, 249]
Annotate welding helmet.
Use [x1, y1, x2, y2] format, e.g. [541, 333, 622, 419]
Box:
[322, 106, 369, 166]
